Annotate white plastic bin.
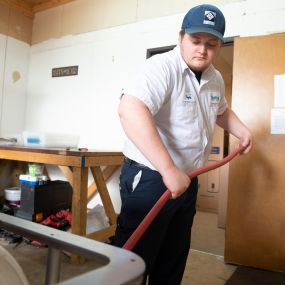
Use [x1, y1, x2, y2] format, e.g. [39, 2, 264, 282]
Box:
[22, 131, 79, 148]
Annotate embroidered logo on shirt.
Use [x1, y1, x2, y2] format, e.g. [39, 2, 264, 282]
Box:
[184, 93, 195, 103]
[203, 11, 216, 26]
[210, 94, 220, 104]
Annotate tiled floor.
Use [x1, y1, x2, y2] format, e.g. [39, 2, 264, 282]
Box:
[1, 211, 238, 285]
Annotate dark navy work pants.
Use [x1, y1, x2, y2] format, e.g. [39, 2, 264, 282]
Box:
[113, 159, 198, 285]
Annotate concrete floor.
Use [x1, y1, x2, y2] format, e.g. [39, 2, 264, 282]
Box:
[182, 250, 236, 285]
[0, 211, 237, 285]
[183, 211, 237, 285]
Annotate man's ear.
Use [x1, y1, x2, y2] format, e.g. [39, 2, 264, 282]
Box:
[178, 29, 185, 45]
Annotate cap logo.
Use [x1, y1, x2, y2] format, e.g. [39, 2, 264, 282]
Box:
[203, 10, 216, 26]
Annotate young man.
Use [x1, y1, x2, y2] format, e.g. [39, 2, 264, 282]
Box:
[114, 4, 252, 285]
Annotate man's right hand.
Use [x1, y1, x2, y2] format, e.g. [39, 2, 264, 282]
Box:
[161, 166, 191, 199]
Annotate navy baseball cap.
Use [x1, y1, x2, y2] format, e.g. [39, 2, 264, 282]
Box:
[181, 4, 225, 42]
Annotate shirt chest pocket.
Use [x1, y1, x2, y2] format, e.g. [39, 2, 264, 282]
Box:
[176, 93, 198, 121]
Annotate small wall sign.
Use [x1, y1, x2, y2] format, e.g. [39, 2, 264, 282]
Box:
[52, 66, 78, 77]
[211, 146, 220, 154]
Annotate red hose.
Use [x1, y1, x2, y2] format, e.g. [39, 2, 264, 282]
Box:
[123, 145, 245, 251]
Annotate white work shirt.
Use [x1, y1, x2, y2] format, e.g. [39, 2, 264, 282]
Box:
[122, 46, 228, 172]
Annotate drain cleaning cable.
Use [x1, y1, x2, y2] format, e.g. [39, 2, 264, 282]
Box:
[123, 145, 245, 251]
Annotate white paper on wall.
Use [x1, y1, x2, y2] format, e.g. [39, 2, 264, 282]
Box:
[274, 74, 285, 108]
[271, 108, 285, 134]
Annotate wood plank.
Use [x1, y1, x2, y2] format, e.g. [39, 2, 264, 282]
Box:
[70, 166, 88, 264]
[70, 166, 88, 235]
[90, 166, 117, 226]
[0, 149, 82, 166]
[87, 165, 119, 202]
[8, 7, 33, 44]
[0, 3, 9, 35]
[86, 224, 116, 242]
[85, 155, 124, 167]
[0, 0, 34, 18]
[32, 0, 75, 13]
[58, 165, 73, 186]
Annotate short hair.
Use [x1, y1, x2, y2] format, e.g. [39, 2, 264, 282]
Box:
[179, 29, 186, 37]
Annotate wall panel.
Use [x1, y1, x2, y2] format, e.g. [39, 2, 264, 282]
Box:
[1, 37, 30, 136]
[0, 4, 9, 35]
[8, 9, 33, 44]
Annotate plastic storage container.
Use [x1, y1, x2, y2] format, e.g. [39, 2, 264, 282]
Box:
[19, 174, 48, 186]
[22, 131, 79, 148]
[28, 164, 44, 176]
[16, 180, 72, 222]
[4, 187, 21, 206]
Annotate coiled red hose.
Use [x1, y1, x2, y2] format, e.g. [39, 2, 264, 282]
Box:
[123, 145, 245, 251]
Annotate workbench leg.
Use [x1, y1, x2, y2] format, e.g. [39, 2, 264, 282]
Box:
[70, 166, 88, 264]
[87, 165, 119, 203]
[90, 166, 117, 228]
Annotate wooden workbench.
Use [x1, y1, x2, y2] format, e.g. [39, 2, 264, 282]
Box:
[0, 146, 123, 263]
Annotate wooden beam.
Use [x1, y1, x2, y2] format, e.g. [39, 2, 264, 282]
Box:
[0, 149, 83, 167]
[90, 166, 117, 226]
[87, 165, 119, 202]
[86, 224, 117, 242]
[0, 0, 34, 18]
[58, 165, 73, 186]
[32, 0, 76, 13]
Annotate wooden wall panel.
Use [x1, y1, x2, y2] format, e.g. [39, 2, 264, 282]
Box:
[8, 8, 33, 44]
[0, 0, 33, 18]
[225, 33, 285, 272]
[0, 4, 9, 35]
[32, 6, 62, 44]
[0, 2, 33, 44]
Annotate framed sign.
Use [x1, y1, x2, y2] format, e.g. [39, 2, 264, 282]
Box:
[52, 66, 78, 77]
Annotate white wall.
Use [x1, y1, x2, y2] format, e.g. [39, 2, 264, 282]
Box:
[222, 0, 285, 37]
[25, 1, 285, 210]
[0, 35, 30, 138]
[26, 15, 181, 150]
[0, 34, 6, 128]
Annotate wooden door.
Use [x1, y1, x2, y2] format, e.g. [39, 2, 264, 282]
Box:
[225, 33, 285, 272]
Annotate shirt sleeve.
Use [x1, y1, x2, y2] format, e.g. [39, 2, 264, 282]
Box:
[122, 55, 171, 115]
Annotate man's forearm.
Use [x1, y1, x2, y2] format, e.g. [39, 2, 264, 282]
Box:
[216, 108, 252, 153]
[216, 108, 248, 138]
